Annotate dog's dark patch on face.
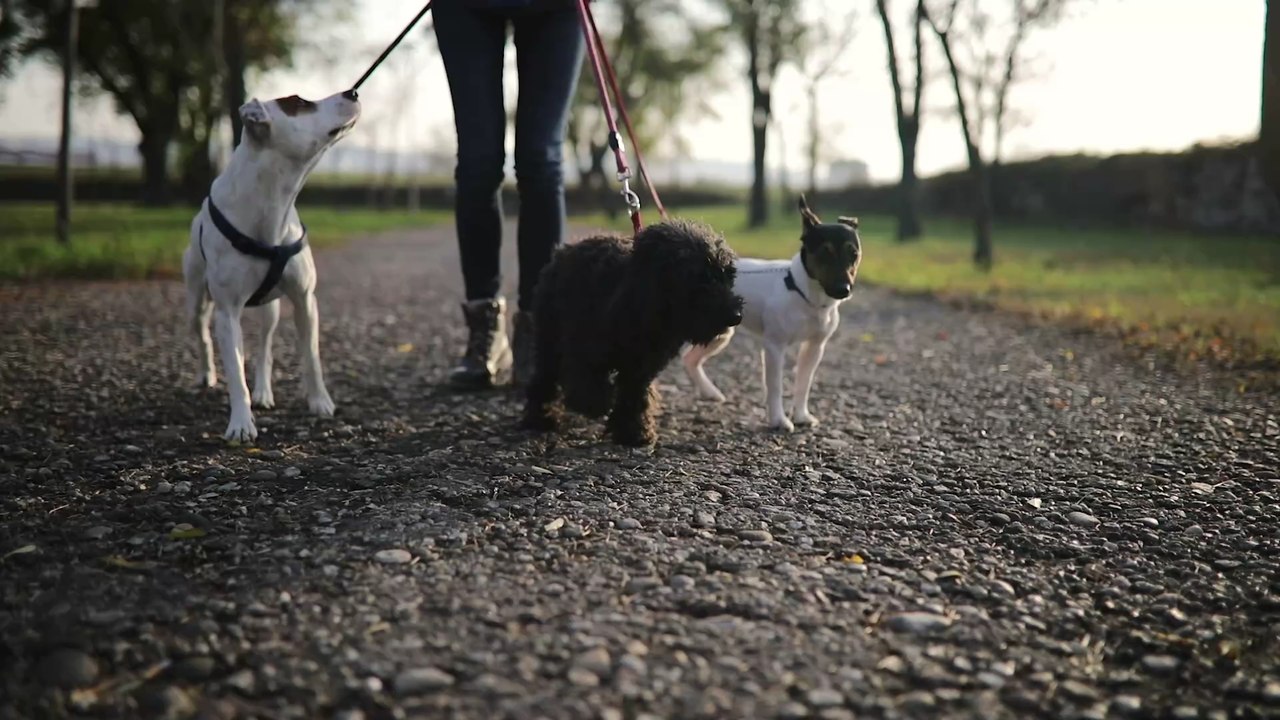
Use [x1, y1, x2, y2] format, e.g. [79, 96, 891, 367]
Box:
[796, 195, 862, 300]
[274, 95, 318, 117]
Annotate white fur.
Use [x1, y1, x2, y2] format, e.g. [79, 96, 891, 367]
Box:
[683, 252, 850, 431]
[182, 90, 360, 443]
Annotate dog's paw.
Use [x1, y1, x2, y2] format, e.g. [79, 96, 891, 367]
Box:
[251, 388, 275, 409]
[308, 391, 336, 417]
[767, 416, 795, 433]
[224, 416, 258, 444]
[792, 412, 819, 428]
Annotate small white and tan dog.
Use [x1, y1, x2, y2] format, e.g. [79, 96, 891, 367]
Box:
[683, 196, 862, 431]
[182, 89, 360, 442]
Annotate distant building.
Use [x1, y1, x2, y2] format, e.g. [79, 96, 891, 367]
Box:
[825, 159, 870, 188]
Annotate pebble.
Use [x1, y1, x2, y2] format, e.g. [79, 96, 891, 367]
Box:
[173, 655, 216, 681]
[375, 549, 412, 565]
[1058, 679, 1098, 701]
[393, 666, 455, 695]
[1141, 654, 1180, 675]
[84, 525, 112, 539]
[616, 518, 642, 530]
[1111, 695, 1143, 716]
[738, 529, 773, 543]
[777, 701, 809, 719]
[1172, 707, 1199, 720]
[1066, 511, 1100, 528]
[1261, 681, 1280, 703]
[123, 444, 143, 454]
[224, 669, 256, 694]
[247, 469, 277, 482]
[35, 648, 99, 689]
[1138, 517, 1159, 527]
[155, 481, 173, 494]
[625, 577, 662, 594]
[567, 667, 600, 687]
[573, 647, 612, 676]
[174, 481, 192, 494]
[670, 574, 696, 592]
[283, 466, 302, 479]
[693, 511, 716, 528]
[886, 612, 952, 634]
[261, 450, 284, 460]
[806, 688, 844, 707]
[138, 684, 195, 719]
[1183, 524, 1204, 538]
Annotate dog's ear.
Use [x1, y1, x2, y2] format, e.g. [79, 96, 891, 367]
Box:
[239, 99, 272, 143]
[798, 194, 821, 231]
[837, 216, 859, 230]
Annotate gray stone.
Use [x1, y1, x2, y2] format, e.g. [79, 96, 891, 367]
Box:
[375, 549, 412, 565]
[393, 667, 455, 695]
[35, 649, 99, 689]
[886, 612, 952, 634]
[1066, 511, 1100, 528]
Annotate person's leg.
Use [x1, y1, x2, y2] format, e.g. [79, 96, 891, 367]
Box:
[433, 2, 512, 388]
[510, 8, 585, 385]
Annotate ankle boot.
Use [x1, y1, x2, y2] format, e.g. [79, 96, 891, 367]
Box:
[511, 310, 535, 388]
[449, 298, 511, 389]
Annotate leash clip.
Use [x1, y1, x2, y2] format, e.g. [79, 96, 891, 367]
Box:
[621, 178, 641, 214]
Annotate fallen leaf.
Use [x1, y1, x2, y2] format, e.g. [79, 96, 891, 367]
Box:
[101, 555, 146, 570]
[873, 355, 889, 366]
[244, 447, 261, 454]
[841, 554, 865, 564]
[169, 524, 207, 540]
[396, 343, 414, 353]
[860, 333, 875, 342]
[544, 517, 565, 532]
[2, 544, 37, 560]
[1028, 498, 1042, 509]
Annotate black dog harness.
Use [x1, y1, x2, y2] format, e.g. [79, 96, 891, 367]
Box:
[783, 269, 814, 307]
[201, 197, 307, 307]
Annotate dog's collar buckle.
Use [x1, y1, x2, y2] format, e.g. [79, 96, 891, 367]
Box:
[206, 197, 307, 307]
[783, 269, 815, 307]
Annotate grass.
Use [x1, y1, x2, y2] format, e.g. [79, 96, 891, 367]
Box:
[0, 202, 449, 281]
[577, 204, 1280, 365]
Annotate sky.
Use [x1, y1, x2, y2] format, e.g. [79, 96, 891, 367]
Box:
[0, 0, 1265, 184]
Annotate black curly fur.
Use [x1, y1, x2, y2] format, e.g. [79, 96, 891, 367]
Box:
[521, 219, 743, 446]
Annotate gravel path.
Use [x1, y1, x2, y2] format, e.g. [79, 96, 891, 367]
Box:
[2, 226, 1278, 720]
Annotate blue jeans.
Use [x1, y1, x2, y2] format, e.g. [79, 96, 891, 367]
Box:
[433, 0, 585, 311]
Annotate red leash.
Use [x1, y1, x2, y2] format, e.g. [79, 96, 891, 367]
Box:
[356, 0, 664, 233]
[574, 0, 668, 233]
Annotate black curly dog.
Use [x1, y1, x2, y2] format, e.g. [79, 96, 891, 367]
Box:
[522, 219, 743, 446]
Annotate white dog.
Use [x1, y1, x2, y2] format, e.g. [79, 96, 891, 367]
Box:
[683, 196, 862, 431]
[182, 89, 360, 442]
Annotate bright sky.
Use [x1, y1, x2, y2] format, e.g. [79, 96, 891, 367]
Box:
[0, 0, 1264, 183]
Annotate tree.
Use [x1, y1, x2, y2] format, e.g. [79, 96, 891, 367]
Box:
[718, 0, 807, 228]
[875, 0, 927, 241]
[798, 2, 857, 197]
[0, 0, 29, 79]
[16, 0, 326, 205]
[567, 0, 725, 215]
[1263, 0, 1279, 201]
[923, 0, 1067, 268]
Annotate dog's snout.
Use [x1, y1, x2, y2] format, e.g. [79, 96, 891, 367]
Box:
[830, 283, 852, 300]
[342, 89, 359, 102]
[727, 308, 744, 326]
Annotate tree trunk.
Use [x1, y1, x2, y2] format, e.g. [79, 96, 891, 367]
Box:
[750, 117, 768, 228]
[138, 130, 172, 206]
[806, 84, 819, 196]
[969, 145, 993, 269]
[1263, 0, 1280, 201]
[897, 121, 923, 241]
[223, 0, 247, 148]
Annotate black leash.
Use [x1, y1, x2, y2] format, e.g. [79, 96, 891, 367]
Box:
[351, 1, 434, 91]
